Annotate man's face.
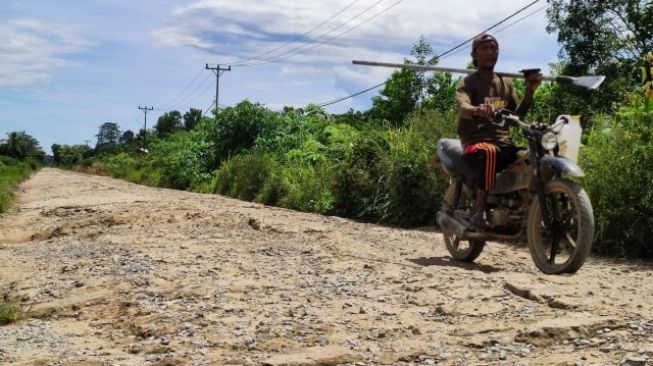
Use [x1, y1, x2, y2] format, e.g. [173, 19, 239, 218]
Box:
[474, 42, 499, 69]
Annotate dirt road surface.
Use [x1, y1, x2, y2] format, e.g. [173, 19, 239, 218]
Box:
[1, 168, 652, 366]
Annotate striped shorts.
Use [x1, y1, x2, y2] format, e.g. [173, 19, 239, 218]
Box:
[463, 142, 518, 191]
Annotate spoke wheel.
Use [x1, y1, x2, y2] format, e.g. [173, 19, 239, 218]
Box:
[527, 179, 594, 274]
[442, 183, 485, 262]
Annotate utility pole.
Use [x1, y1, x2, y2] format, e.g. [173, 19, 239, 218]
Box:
[84, 140, 92, 147]
[205, 64, 231, 113]
[138, 106, 153, 150]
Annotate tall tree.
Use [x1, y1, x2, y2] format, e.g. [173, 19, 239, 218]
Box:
[183, 108, 202, 130]
[547, 0, 653, 70]
[370, 35, 457, 125]
[96, 122, 121, 154]
[546, 0, 653, 115]
[0, 131, 45, 161]
[155, 111, 182, 138]
[120, 130, 135, 145]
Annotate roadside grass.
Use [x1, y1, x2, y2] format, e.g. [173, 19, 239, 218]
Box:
[0, 157, 35, 214]
[0, 299, 28, 325]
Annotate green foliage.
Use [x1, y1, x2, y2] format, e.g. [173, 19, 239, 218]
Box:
[215, 153, 278, 201]
[53, 144, 93, 167]
[183, 108, 202, 130]
[0, 156, 35, 213]
[95, 122, 121, 155]
[200, 100, 275, 164]
[581, 99, 653, 257]
[370, 69, 422, 126]
[546, 1, 653, 117]
[155, 111, 182, 138]
[148, 130, 216, 189]
[0, 131, 45, 161]
[547, 0, 652, 69]
[0, 299, 27, 325]
[278, 162, 335, 214]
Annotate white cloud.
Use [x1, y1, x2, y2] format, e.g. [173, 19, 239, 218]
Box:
[153, 0, 555, 67]
[0, 18, 93, 86]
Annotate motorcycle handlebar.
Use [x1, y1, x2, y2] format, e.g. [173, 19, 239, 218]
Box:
[493, 109, 530, 130]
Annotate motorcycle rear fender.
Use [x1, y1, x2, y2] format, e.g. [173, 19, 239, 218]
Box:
[540, 155, 585, 178]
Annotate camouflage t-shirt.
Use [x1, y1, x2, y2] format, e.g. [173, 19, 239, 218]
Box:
[455, 72, 522, 147]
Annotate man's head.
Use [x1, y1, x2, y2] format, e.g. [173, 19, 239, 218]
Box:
[471, 33, 499, 69]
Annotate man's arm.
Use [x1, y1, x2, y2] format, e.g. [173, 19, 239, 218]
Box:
[456, 80, 476, 119]
[456, 79, 494, 120]
[514, 72, 542, 118]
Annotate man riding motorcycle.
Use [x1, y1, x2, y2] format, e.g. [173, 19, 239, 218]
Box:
[455, 33, 542, 229]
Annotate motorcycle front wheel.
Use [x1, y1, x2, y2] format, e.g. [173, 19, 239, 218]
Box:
[442, 182, 485, 262]
[527, 179, 594, 274]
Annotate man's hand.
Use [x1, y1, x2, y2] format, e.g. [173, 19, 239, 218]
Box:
[523, 69, 543, 93]
[473, 104, 494, 121]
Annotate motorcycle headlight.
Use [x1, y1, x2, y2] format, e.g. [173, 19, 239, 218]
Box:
[541, 132, 557, 150]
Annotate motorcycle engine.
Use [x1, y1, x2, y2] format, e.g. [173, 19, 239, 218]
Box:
[488, 208, 511, 227]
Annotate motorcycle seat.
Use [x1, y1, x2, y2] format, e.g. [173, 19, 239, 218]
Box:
[437, 139, 474, 177]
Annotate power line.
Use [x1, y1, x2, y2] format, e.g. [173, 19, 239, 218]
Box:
[443, 4, 548, 59]
[315, 0, 542, 107]
[226, 0, 364, 66]
[263, 0, 408, 66]
[162, 73, 213, 112]
[233, 0, 392, 67]
[156, 68, 205, 110]
[436, 0, 541, 59]
[157, 1, 370, 113]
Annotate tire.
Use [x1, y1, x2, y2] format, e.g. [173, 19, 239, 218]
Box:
[527, 179, 594, 274]
[442, 182, 485, 262]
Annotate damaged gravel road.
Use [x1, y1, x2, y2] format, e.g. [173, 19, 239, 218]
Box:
[1, 168, 652, 366]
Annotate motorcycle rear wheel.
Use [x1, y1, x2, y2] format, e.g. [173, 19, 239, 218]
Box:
[442, 183, 485, 262]
[527, 179, 594, 274]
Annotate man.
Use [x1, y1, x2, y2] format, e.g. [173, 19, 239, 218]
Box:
[455, 33, 541, 229]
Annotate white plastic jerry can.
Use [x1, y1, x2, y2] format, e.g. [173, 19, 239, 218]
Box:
[556, 115, 582, 163]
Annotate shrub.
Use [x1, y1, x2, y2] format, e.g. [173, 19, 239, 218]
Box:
[277, 162, 336, 214]
[0, 156, 34, 213]
[215, 153, 278, 201]
[0, 299, 28, 325]
[581, 105, 653, 258]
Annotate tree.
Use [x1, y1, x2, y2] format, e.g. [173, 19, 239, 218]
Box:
[0, 131, 45, 161]
[369, 35, 457, 125]
[547, 0, 653, 70]
[423, 71, 458, 113]
[96, 122, 120, 147]
[183, 108, 202, 130]
[120, 130, 135, 144]
[155, 111, 182, 138]
[546, 0, 653, 115]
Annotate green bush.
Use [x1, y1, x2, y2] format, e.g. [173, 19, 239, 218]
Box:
[277, 162, 336, 214]
[215, 153, 278, 201]
[0, 156, 34, 213]
[581, 104, 653, 258]
[148, 131, 216, 189]
[382, 128, 445, 226]
[0, 300, 27, 325]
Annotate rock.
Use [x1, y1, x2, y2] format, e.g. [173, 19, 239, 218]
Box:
[261, 345, 357, 366]
[515, 316, 623, 346]
[318, 335, 329, 346]
[620, 355, 647, 366]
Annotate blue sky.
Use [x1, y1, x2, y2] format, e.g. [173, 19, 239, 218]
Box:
[0, 0, 559, 154]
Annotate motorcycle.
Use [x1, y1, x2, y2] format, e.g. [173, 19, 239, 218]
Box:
[436, 110, 593, 274]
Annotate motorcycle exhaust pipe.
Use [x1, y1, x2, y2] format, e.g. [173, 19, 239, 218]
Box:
[437, 211, 468, 238]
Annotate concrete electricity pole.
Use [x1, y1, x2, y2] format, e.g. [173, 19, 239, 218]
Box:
[205, 64, 231, 112]
[138, 106, 153, 149]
